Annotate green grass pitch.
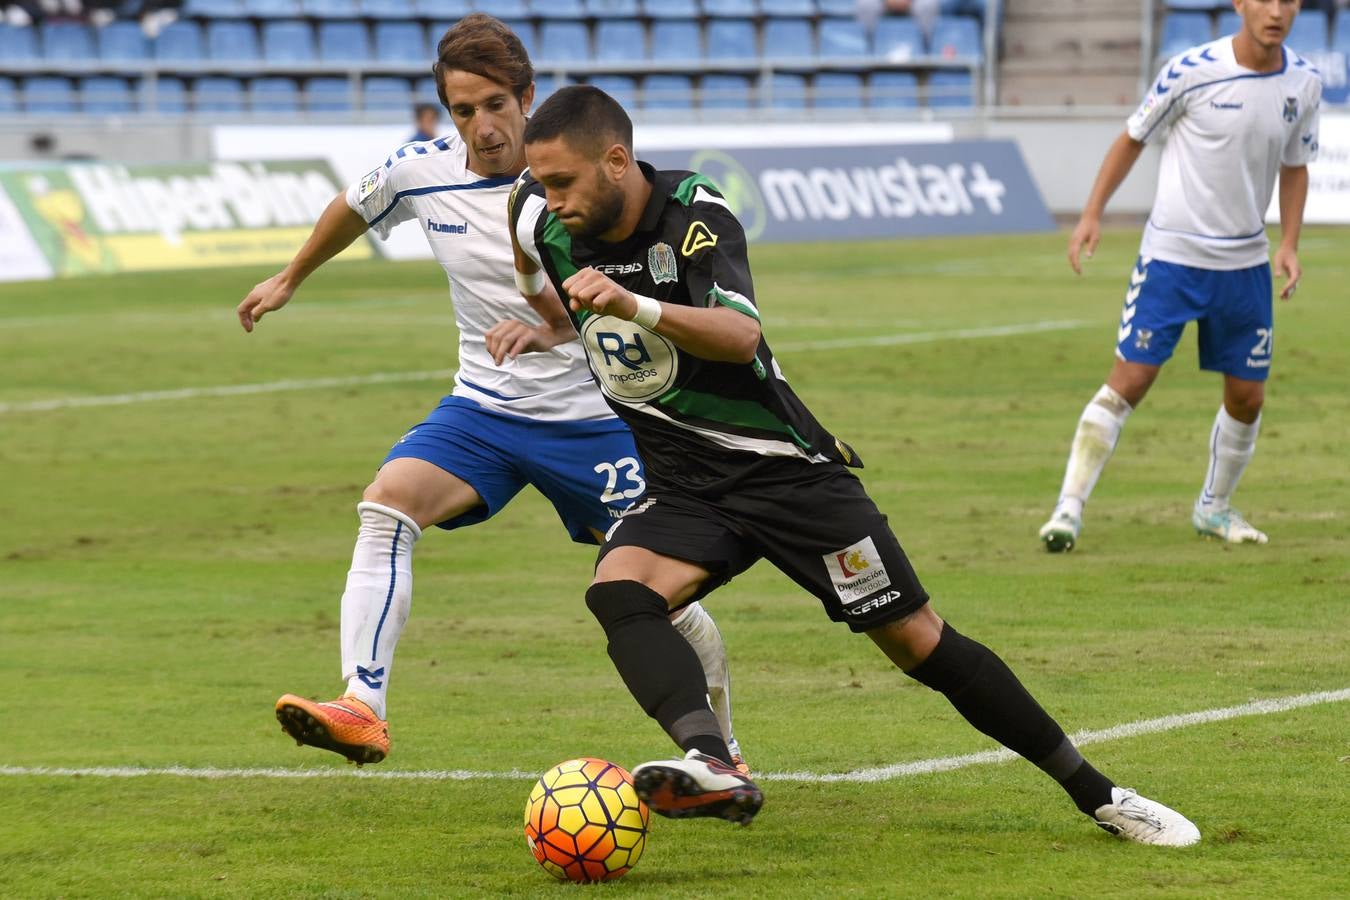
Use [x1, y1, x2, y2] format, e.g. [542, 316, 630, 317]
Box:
[2, 228, 1347, 898]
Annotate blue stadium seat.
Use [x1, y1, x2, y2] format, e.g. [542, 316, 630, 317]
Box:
[81, 76, 136, 114]
[25, 76, 76, 113]
[1215, 11, 1239, 37]
[263, 20, 317, 62]
[373, 22, 426, 62]
[41, 23, 95, 61]
[702, 74, 752, 109]
[818, 18, 869, 58]
[644, 73, 694, 110]
[244, 0, 302, 16]
[816, 0, 855, 14]
[641, 0, 699, 18]
[588, 74, 638, 107]
[762, 0, 815, 13]
[361, 0, 419, 17]
[98, 21, 150, 61]
[1163, 0, 1225, 8]
[706, 19, 756, 59]
[0, 77, 17, 114]
[1285, 10, 1328, 52]
[146, 76, 188, 113]
[765, 72, 807, 109]
[318, 21, 371, 61]
[154, 21, 205, 61]
[1161, 12, 1215, 56]
[1335, 13, 1350, 52]
[206, 21, 260, 61]
[535, 73, 561, 103]
[651, 20, 701, 60]
[413, 0, 472, 16]
[502, 20, 536, 59]
[306, 76, 354, 112]
[927, 70, 974, 107]
[762, 18, 813, 59]
[585, 0, 640, 15]
[414, 76, 438, 102]
[195, 76, 247, 112]
[814, 71, 863, 109]
[930, 16, 982, 60]
[594, 19, 645, 62]
[363, 75, 412, 110]
[538, 21, 590, 63]
[704, 0, 758, 15]
[251, 76, 301, 112]
[183, 0, 246, 16]
[481, 0, 528, 16]
[875, 16, 924, 60]
[530, 0, 585, 17]
[302, 0, 360, 16]
[869, 70, 918, 108]
[0, 24, 38, 60]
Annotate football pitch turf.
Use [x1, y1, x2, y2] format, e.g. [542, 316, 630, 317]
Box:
[2, 228, 1347, 898]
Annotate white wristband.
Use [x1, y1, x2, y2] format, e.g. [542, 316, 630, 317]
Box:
[514, 267, 545, 296]
[630, 294, 662, 329]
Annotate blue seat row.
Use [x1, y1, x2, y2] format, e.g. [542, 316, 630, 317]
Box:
[176, 0, 925, 20]
[1159, 9, 1343, 58]
[590, 70, 972, 109]
[0, 15, 982, 64]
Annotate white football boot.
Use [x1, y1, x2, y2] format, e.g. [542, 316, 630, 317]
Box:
[1039, 508, 1082, 553]
[1094, 787, 1201, 847]
[632, 749, 763, 826]
[1192, 505, 1268, 544]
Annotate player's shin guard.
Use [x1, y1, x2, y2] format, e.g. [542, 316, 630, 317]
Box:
[1199, 406, 1260, 512]
[587, 581, 731, 765]
[906, 622, 1114, 815]
[1055, 385, 1133, 518]
[339, 501, 421, 720]
[669, 601, 737, 749]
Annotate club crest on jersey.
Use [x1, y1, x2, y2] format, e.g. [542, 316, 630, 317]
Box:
[823, 536, 892, 604]
[681, 220, 718, 257]
[357, 167, 384, 204]
[1283, 97, 1298, 123]
[648, 242, 678, 284]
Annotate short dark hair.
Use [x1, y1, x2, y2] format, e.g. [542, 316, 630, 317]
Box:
[413, 102, 438, 118]
[432, 14, 534, 110]
[523, 85, 633, 159]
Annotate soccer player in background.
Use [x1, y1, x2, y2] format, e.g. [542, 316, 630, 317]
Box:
[504, 85, 1200, 846]
[1038, 0, 1321, 552]
[235, 15, 748, 772]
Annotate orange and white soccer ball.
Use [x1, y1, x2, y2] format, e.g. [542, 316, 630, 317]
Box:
[523, 757, 650, 883]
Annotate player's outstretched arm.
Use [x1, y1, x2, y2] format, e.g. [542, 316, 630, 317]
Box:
[1274, 164, 1308, 301]
[1068, 131, 1145, 275]
[236, 194, 370, 333]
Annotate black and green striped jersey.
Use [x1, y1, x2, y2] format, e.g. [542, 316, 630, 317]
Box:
[510, 162, 860, 493]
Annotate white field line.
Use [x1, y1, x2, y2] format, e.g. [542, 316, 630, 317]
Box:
[1, 319, 1090, 416]
[2, 687, 1343, 785]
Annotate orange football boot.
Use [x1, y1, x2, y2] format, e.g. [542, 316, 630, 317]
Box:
[275, 694, 389, 766]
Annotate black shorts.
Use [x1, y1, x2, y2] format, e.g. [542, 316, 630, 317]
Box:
[598, 463, 929, 632]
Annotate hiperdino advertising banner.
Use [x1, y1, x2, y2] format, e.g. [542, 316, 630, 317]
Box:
[0, 159, 371, 280]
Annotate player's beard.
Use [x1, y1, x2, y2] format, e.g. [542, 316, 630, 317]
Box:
[567, 177, 626, 240]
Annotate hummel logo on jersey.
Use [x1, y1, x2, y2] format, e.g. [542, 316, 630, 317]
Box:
[595, 262, 644, 276]
[1210, 101, 1243, 110]
[681, 220, 718, 257]
[428, 219, 469, 234]
[1283, 97, 1298, 123]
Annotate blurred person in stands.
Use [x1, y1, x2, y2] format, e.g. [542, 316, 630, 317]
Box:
[1038, 0, 1321, 552]
[409, 101, 440, 142]
[234, 13, 748, 775]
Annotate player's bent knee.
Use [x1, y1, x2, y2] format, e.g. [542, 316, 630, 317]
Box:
[355, 500, 422, 538]
[586, 580, 670, 635]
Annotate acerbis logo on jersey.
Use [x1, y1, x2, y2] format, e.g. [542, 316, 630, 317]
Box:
[681, 220, 718, 256]
[595, 262, 643, 276]
[823, 535, 892, 604]
[579, 315, 678, 402]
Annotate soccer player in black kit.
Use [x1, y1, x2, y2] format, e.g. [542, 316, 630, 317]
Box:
[496, 85, 1199, 847]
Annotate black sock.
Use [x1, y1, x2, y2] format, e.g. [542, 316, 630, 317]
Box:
[585, 580, 730, 766]
[906, 622, 1115, 815]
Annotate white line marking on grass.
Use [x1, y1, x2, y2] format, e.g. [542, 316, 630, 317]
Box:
[2, 688, 1344, 784]
[1, 320, 1090, 415]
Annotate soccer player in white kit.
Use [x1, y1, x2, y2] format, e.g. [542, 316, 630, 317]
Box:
[1039, 0, 1321, 552]
[235, 15, 746, 769]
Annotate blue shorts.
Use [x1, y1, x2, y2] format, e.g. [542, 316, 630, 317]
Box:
[383, 396, 645, 544]
[1115, 257, 1273, 381]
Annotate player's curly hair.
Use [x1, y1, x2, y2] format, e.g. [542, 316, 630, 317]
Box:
[431, 13, 534, 110]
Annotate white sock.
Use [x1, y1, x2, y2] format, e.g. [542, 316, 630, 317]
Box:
[670, 601, 739, 756]
[1198, 406, 1261, 512]
[1055, 385, 1134, 519]
[339, 501, 421, 720]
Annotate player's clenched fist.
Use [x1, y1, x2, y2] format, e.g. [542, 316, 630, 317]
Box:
[562, 268, 637, 320]
[237, 272, 297, 333]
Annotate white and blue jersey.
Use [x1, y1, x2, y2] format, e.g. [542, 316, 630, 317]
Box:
[345, 134, 642, 541]
[1115, 36, 1321, 379]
